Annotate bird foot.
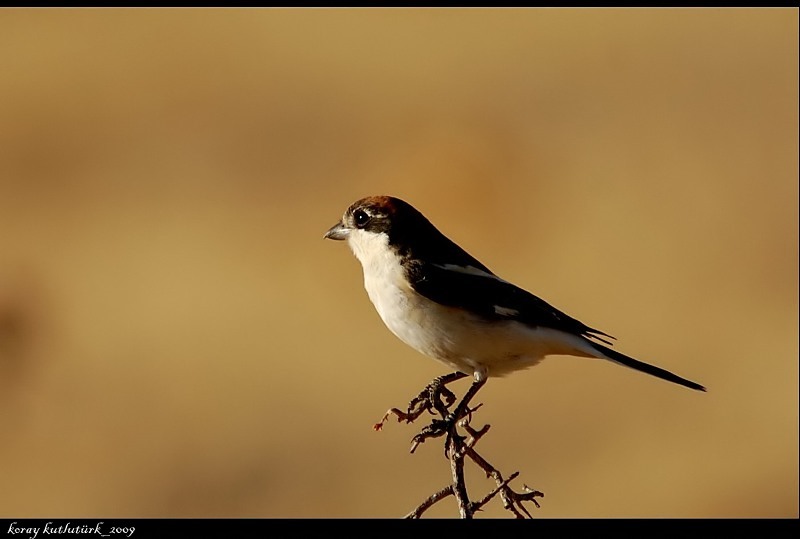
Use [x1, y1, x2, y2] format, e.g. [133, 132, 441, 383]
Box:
[373, 372, 467, 431]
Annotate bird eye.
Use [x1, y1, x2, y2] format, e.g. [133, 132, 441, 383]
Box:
[353, 209, 370, 228]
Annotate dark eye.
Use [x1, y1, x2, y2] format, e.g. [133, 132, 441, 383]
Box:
[353, 209, 370, 228]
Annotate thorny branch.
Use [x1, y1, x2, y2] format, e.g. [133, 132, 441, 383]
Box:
[375, 373, 544, 519]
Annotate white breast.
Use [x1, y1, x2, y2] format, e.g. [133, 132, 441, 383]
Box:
[347, 229, 426, 347]
[345, 229, 595, 378]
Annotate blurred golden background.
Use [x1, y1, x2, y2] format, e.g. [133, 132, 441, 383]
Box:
[0, 8, 797, 518]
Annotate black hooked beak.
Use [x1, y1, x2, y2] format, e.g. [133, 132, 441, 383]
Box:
[323, 221, 349, 241]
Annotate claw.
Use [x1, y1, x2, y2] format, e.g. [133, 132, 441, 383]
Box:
[376, 373, 487, 459]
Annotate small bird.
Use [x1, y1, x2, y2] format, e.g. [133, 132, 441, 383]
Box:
[323, 195, 705, 414]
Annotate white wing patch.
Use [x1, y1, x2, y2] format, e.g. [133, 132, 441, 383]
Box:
[493, 305, 519, 317]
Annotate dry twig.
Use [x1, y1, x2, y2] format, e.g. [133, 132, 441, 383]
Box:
[376, 373, 544, 518]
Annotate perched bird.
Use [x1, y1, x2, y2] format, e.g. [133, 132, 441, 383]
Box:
[323, 195, 705, 416]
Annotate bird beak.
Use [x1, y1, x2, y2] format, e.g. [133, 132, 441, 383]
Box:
[323, 221, 350, 241]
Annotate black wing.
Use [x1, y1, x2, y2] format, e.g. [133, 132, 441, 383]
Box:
[407, 261, 614, 345]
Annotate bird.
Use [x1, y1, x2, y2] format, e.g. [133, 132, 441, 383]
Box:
[323, 195, 705, 432]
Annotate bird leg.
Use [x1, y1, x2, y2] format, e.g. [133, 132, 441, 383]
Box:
[411, 377, 487, 456]
[373, 371, 468, 431]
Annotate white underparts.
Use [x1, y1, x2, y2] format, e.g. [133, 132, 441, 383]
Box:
[346, 229, 602, 378]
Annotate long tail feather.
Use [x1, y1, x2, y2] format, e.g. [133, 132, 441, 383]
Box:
[588, 342, 706, 392]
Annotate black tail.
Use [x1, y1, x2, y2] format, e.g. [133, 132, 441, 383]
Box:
[588, 342, 706, 392]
